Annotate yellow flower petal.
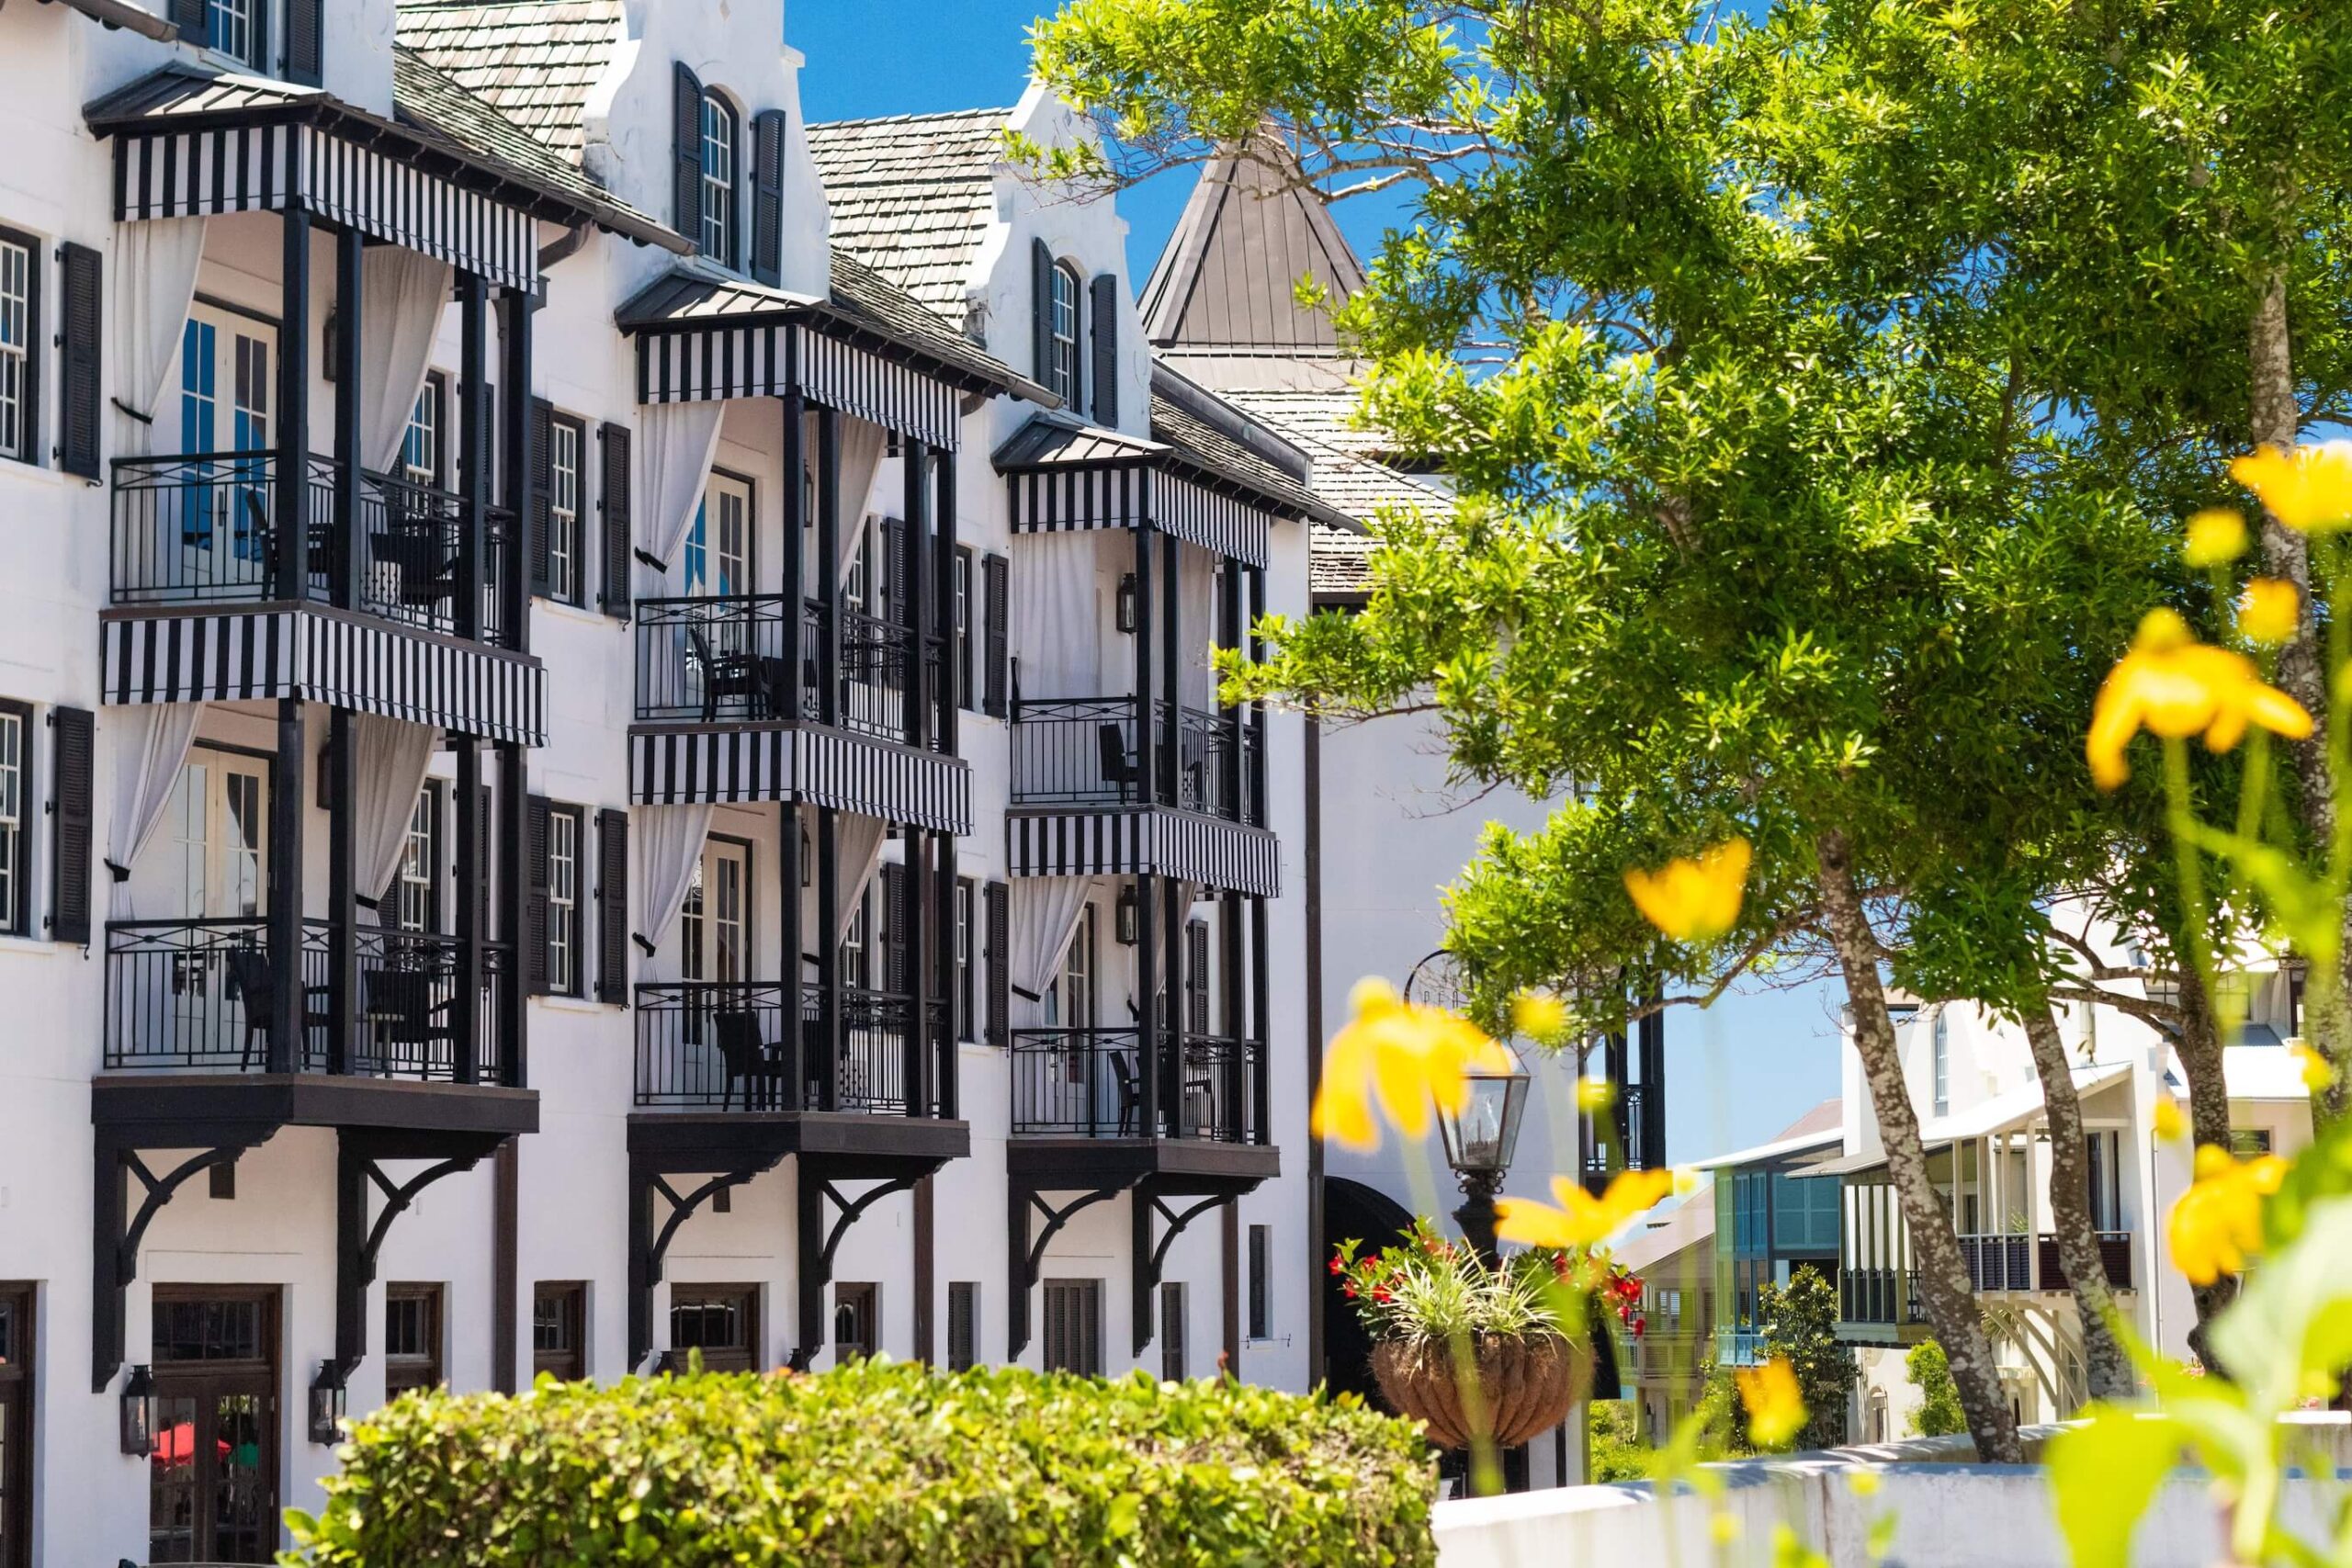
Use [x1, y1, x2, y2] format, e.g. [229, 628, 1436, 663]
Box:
[1312, 976, 1505, 1153]
[2238, 578, 2301, 646]
[2184, 507, 2247, 566]
[2168, 1146, 2288, 1286]
[2233, 442, 2352, 534]
[2152, 1097, 2187, 1143]
[1513, 990, 1570, 1043]
[1576, 1077, 1617, 1113]
[1623, 838, 1752, 942]
[1737, 1357, 1807, 1449]
[2291, 1042, 2335, 1092]
[2088, 609, 2312, 789]
[1712, 1513, 1743, 1545]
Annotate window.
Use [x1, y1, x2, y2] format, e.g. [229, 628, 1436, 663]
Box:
[700, 90, 739, 266]
[1159, 1281, 1186, 1382]
[533, 1283, 586, 1381]
[1048, 904, 1095, 1029]
[0, 231, 32, 467]
[0, 705, 24, 938]
[393, 784, 439, 934]
[1930, 1009, 1951, 1117]
[832, 1282, 877, 1361]
[1046, 261, 1081, 404]
[547, 417, 584, 604]
[382, 1284, 443, 1397]
[1247, 1224, 1272, 1341]
[402, 374, 445, 489]
[956, 547, 976, 709]
[685, 472, 752, 599]
[956, 877, 976, 1042]
[946, 1282, 978, 1372]
[205, 0, 263, 68]
[548, 807, 581, 997]
[669, 1285, 757, 1372]
[841, 892, 870, 991]
[0, 1286, 31, 1568]
[2232, 1126, 2276, 1157]
[680, 838, 749, 986]
[1040, 1279, 1102, 1375]
[150, 1287, 277, 1565]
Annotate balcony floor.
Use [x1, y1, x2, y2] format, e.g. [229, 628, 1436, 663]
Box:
[1008, 1135, 1279, 1195]
[627, 1109, 970, 1176]
[93, 1071, 538, 1151]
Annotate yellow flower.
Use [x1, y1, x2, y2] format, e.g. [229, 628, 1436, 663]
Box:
[2168, 1144, 2288, 1286]
[1512, 990, 1570, 1043]
[1623, 838, 1752, 942]
[1848, 1470, 1883, 1498]
[2290, 1041, 2334, 1092]
[2238, 578, 2301, 646]
[2086, 608, 2312, 790]
[2184, 507, 2248, 566]
[1737, 1357, 1808, 1449]
[2152, 1096, 2187, 1143]
[1311, 977, 1512, 1153]
[2233, 442, 2352, 533]
[1576, 1077, 1617, 1113]
[1495, 1167, 1674, 1249]
[1672, 1165, 1702, 1198]
[1712, 1513, 1743, 1546]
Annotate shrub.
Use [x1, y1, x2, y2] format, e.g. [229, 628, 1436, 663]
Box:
[1587, 1399, 1651, 1483]
[283, 1359, 1437, 1567]
[1758, 1267, 1855, 1450]
[1905, 1340, 1967, 1437]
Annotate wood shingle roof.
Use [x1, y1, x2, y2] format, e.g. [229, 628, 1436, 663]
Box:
[395, 0, 622, 163]
[806, 109, 1012, 330]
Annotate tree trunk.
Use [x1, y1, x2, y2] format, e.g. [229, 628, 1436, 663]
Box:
[2019, 1005, 2135, 1402]
[1815, 829, 2022, 1462]
[2171, 964, 2240, 1372]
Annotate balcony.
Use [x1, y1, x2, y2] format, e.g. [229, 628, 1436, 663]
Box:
[110, 452, 519, 648]
[103, 918, 516, 1083]
[632, 593, 941, 744]
[1011, 696, 1262, 824]
[1010, 1027, 1265, 1144]
[1840, 1267, 1925, 1327]
[633, 979, 951, 1116]
[1958, 1232, 2136, 1293]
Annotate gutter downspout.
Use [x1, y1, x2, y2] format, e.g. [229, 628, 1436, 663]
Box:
[1305, 715, 1326, 1386]
[29, 0, 177, 40]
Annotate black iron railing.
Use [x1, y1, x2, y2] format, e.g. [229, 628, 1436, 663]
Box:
[633, 979, 949, 1114]
[2037, 1231, 2134, 1292]
[1956, 1233, 2034, 1292]
[633, 594, 929, 745]
[110, 452, 519, 648]
[1840, 1267, 1924, 1325]
[1580, 1082, 1654, 1187]
[102, 918, 514, 1083]
[1010, 696, 1262, 822]
[1008, 1026, 1264, 1142]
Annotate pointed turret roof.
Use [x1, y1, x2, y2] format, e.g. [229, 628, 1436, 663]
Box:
[1139, 136, 1366, 372]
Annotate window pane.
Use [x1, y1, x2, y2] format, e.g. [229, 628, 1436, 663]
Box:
[0, 239, 27, 463]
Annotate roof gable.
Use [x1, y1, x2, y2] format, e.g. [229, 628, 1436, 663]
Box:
[395, 0, 624, 164]
[1139, 137, 1367, 357]
[807, 109, 1012, 328]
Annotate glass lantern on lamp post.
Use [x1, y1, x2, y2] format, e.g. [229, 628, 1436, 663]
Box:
[1435, 1045, 1531, 1263]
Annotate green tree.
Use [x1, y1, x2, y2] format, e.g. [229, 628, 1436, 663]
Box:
[1586, 1399, 1650, 1483]
[1758, 1268, 1856, 1451]
[1030, 0, 2177, 1458]
[1905, 1341, 1968, 1438]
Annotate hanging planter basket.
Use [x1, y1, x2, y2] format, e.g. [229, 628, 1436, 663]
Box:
[1370, 1331, 1589, 1451]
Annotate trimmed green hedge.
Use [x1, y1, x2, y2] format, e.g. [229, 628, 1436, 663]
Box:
[283, 1359, 1437, 1566]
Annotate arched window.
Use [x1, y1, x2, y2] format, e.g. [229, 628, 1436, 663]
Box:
[700, 89, 740, 266]
[1048, 260, 1081, 403]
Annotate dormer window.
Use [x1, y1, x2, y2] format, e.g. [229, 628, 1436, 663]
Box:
[1047, 262, 1081, 405]
[172, 0, 321, 82]
[1033, 242, 1119, 423]
[700, 90, 738, 266]
[209, 0, 258, 66]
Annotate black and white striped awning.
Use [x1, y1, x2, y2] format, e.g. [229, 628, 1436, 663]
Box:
[102, 608, 547, 744]
[1007, 807, 1280, 897]
[634, 321, 963, 450]
[630, 725, 971, 833]
[997, 425, 1271, 569]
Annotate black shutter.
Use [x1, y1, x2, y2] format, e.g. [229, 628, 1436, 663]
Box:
[599, 422, 632, 619]
[984, 879, 1008, 1048]
[947, 1282, 976, 1372]
[170, 0, 205, 42]
[881, 862, 907, 996]
[285, 0, 323, 85]
[982, 553, 1008, 717]
[57, 243, 101, 480]
[751, 109, 786, 288]
[524, 795, 551, 995]
[1186, 919, 1210, 1034]
[48, 706, 93, 945]
[883, 519, 908, 689]
[594, 809, 629, 1004]
[1089, 273, 1120, 426]
[478, 783, 494, 937]
[674, 63, 706, 253]
[527, 399, 553, 597]
[1030, 237, 1054, 390]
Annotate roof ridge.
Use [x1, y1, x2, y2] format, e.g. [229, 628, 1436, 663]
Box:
[808, 107, 1015, 130]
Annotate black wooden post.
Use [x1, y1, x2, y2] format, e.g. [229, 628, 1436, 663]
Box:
[902, 824, 929, 1116]
[332, 227, 363, 610]
[779, 803, 803, 1101]
[458, 274, 489, 641]
[499, 288, 534, 653]
[817, 408, 841, 727]
[498, 740, 528, 1085]
[935, 449, 958, 754]
[1219, 557, 1243, 816]
[1160, 531, 1182, 807]
[781, 389, 806, 722]
[933, 829, 956, 1119]
[1221, 888, 1245, 1141]
[275, 209, 311, 603]
[817, 807, 842, 1111]
[267, 695, 309, 1073]
[1161, 873, 1183, 1137]
[1250, 894, 1270, 1143]
[1135, 872, 1158, 1139]
[453, 735, 482, 1084]
[325, 706, 356, 1075]
[904, 438, 930, 750]
[1132, 525, 1154, 799]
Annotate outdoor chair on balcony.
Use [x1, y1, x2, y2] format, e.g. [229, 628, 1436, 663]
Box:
[363, 966, 458, 1077]
[1097, 724, 1139, 803]
[1107, 1048, 1140, 1136]
[714, 1011, 787, 1111]
[687, 627, 778, 723]
[369, 525, 460, 612]
[223, 946, 332, 1072]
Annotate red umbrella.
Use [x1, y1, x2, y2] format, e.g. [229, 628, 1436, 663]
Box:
[149, 1424, 231, 1466]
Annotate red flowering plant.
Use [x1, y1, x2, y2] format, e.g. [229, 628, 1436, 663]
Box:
[1330, 1220, 1643, 1350]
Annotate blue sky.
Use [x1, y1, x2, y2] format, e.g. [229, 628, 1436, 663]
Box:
[790, 0, 1848, 1160]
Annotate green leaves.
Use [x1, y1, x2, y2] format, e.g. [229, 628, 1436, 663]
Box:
[2045, 1406, 2188, 1568]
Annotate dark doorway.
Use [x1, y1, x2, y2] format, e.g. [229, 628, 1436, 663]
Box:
[149, 1287, 280, 1565]
[0, 1285, 31, 1568]
[1320, 1178, 1415, 1404]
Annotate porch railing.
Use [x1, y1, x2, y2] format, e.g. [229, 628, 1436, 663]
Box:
[1955, 1231, 2135, 1292]
[1840, 1267, 1924, 1325]
[102, 918, 514, 1083]
[2037, 1231, 2134, 1292]
[1713, 1327, 1767, 1367]
[632, 593, 926, 745]
[110, 452, 520, 648]
[633, 979, 949, 1114]
[1010, 696, 1262, 823]
[1008, 1026, 1264, 1142]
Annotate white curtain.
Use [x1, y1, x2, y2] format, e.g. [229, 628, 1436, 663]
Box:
[634, 404, 727, 597]
[831, 415, 889, 587]
[357, 251, 454, 472]
[1010, 877, 1093, 1023]
[831, 813, 889, 942]
[111, 217, 209, 457]
[106, 705, 206, 918]
[349, 716, 439, 922]
[1179, 549, 1217, 711]
[1011, 531, 1101, 698]
[633, 802, 715, 983]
